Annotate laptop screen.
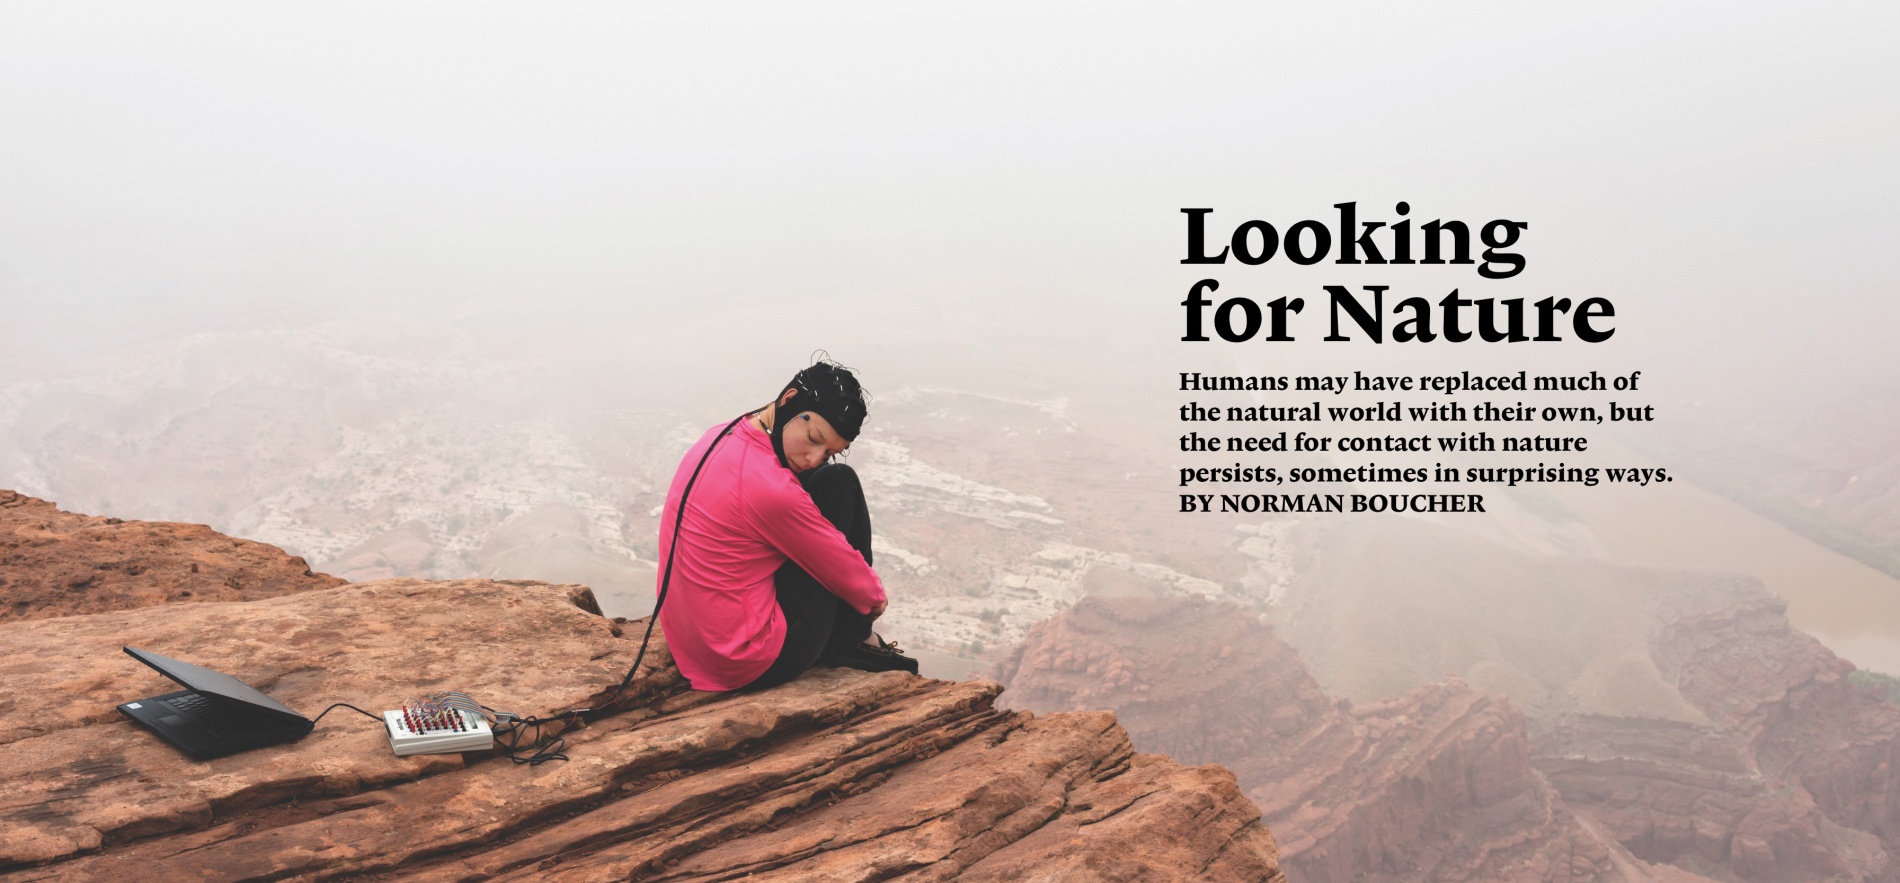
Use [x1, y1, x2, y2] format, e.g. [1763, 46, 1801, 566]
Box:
[123, 646, 308, 721]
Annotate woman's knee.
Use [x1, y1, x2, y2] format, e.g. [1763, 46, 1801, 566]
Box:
[800, 462, 862, 497]
[800, 463, 871, 559]
[800, 464, 865, 517]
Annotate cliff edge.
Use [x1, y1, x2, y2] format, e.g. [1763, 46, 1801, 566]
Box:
[0, 492, 1282, 882]
[0, 489, 345, 621]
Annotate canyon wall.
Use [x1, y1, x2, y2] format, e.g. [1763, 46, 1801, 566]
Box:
[0, 492, 1282, 882]
[997, 594, 1673, 883]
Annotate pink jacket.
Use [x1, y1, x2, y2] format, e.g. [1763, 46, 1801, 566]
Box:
[655, 418, 885, 691]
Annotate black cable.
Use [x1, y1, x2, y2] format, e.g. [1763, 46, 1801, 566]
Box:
[491, 714, 571, 765]
[312, 702, 383, 724]
[308, 409, 782, 765]
[299, 412, 754, 765]
[607, 411, 753, 704]
[489, 409, 758, 764]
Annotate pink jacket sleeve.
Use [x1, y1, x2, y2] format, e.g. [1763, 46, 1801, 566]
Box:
[743, 476, 886, 615]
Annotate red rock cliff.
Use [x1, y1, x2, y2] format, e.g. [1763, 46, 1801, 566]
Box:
[1537, 575, 1900, 882]
[1271, 516, 1900, 882]
[0, 492, 1282, 882]
[996, 594, 1690, 883]
[0, 489, 343, 620]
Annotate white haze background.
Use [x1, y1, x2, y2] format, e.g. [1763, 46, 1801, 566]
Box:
[5, 3, 1900, 673]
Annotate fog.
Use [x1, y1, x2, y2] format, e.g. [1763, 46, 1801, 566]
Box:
[8, 3, 1896, 356]
[5, 3, 1900, 675]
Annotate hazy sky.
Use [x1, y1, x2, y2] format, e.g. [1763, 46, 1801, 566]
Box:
[6, 2, 1900, 679]
[3, 2, 1895, 393]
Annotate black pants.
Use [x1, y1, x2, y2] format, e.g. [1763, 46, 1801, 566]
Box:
[743, 463, 877, 690]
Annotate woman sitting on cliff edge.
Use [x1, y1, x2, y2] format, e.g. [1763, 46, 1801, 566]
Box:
[655, 358, 915, 692]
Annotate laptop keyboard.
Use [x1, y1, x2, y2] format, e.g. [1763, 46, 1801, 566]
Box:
[165, 691, 275, 736]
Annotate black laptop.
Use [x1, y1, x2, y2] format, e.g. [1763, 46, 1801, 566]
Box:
[116, 646, 315, 759]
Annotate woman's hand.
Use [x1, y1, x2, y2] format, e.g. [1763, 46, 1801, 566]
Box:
[869, 598, 887, 619]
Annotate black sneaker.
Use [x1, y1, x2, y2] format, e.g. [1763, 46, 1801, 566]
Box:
[819, 636, 919, 675]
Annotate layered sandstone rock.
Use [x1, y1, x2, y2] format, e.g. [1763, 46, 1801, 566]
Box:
[0, 499, 1281, 882]
[0, 489, 343, 621]
[998, 594, 1681, 883]
[1536, 576, 1900, 882]
[1276, 516, 1900, 882]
